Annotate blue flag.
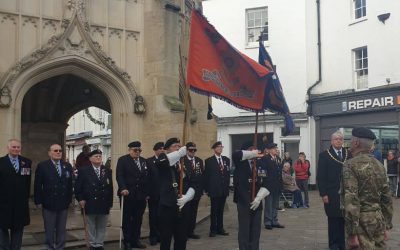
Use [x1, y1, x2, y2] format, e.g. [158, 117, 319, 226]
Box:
[258, 41, 294, 136]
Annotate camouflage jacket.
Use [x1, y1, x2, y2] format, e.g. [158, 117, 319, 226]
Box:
[340, 153, 393, 235]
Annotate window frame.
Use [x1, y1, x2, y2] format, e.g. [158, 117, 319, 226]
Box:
[245, 7, 268, 46]
[353, 46, 368, 89]
[353, 0, 366, 19]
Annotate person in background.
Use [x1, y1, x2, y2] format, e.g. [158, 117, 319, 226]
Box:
[370, 140, 383, 164]
[386, 150, 398, 196]
[0, 139, 32, 250]
[76, 145, 91, 169]
[282, 152, 293, 175]
[294, 152, 310, 208]
[281, 162, 303, 208]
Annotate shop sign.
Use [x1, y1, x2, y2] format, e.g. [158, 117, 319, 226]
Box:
[342, 95, 400, 112]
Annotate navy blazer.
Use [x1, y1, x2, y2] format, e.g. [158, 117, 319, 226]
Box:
[116, 155, 149, 200]
[204, 155, 230, 198]
[184, 155, 204, 200]
[74, 165, 113, 214]
[257, 154, 283, 194]
[146, 155, 160, 199]
[0, 155, 32, 229]
[34, 159, 73, 211]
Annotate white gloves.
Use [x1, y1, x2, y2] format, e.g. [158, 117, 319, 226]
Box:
[167, 146, 187, 166]
[241, 150, 259, 160]
[250, 187, 270, 210]
[177, 187, 195, 209]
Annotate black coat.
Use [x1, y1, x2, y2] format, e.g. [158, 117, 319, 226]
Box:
[232, 151, 267, 210]
[0, 155, 32, 229]
[74, 165, 113, 214]
[257, 155, 282, 194]
[116, 155, 149, 200]
[146, 155, 160, 199]
[34, 159, 73, 211]
[317, 146, 350, 217]
[183, 156, 204, 200]
[204, 155, 230, 198]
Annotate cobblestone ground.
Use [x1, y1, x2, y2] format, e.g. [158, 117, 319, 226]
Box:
[71, 191, 400, 250]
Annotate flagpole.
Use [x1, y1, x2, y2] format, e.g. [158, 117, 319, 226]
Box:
[251, 111, 259, 201]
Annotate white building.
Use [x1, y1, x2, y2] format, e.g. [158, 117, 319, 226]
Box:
[203, 0, 400, 185]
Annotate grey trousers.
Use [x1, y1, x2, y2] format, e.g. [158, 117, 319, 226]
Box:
[237, 203, 262, 250]
[0, 227, 24, 250]
[86, 214, 108, 248]
[296, 179, 309, 206]
[42, 208, 68, 250]
[263, 192, 279, 226]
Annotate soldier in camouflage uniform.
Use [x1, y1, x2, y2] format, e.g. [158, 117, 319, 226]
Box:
[341, 127, 393, 250]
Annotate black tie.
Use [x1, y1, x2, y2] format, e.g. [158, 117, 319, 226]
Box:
[337, 151, 342, 161]
[95, 167, 100, 179]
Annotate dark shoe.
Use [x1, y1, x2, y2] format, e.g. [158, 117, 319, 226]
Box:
[132, 241, 146, 249]
[124, 243, 133, 250]
[90, 247, 96, 250]
[265, 225, 273, 230]
[149, 237, 158, 246]
[188, 234, 201, 239]
[217, 230, 229, 236]
[209, 231, 217, 237]
[96, 247, 105, 250]
[272, 223, 285, 228]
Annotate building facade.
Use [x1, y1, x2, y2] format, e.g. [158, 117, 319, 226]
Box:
[0, 0, 216, 178]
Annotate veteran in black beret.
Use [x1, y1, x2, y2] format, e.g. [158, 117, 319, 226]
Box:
[146, 142, 165, 245]
[204, 141, 231, 237]
[257, 142, 284, 230]
[75, 149, 113, 250]
[116, 141, 149, 249]
[155, 137, 198, 250]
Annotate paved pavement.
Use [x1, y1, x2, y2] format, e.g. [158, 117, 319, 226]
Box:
[21, 191, 399, 250]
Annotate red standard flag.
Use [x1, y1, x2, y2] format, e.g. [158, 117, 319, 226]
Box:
[186, 10, 272, 111]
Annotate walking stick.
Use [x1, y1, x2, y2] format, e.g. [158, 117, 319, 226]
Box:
[119, 195, 124, 250]
[81, 207, 90, 249]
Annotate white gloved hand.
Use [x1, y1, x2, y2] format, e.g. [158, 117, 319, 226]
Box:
[167, 146, 187, 166]
[241, 150, 259, 160]
[250, 187, 270, 210]
[177, 187, 195, 209]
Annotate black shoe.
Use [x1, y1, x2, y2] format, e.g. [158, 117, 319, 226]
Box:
[96, 247, 104, 250]
[272, 223, 285, 228]
[217, 230, 229, 236]
[149, 237, 158, 246]
[132, 241, 146, 249]
[209, 231, 216, 237]
[124, 243, 133, 250]
[265, 225, 273, 230]
[188, 234, 201, 239]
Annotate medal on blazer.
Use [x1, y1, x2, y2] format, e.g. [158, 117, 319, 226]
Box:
[21, 168, 31, 175]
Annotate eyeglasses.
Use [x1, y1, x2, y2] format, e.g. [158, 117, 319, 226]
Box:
[188, 148, 197, 152]
[52, 149, 62, 153]
[131, 148, 142, 153]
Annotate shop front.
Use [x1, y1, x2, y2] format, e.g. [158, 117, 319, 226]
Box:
[310, 85, 400, 159]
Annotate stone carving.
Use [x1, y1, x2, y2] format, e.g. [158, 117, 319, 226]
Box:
[43, 19, 58, 32]
[164, 96, 184, 112]
[126, 31, 139, 41]
[109, 28, 122, 39]
[22, 17, 38, 27]
[91, 26, 105, 37]
[0, 0, 142, 112]
[0, 13, 17, 24]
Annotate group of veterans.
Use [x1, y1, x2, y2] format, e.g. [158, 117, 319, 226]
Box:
[0, 126, 394, 250]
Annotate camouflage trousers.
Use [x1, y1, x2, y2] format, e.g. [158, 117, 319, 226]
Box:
[346, 211, 386, 250]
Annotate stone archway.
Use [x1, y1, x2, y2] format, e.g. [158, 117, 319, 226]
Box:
[9, 56, 140, 172]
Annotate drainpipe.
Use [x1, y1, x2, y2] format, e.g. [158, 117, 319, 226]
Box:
[306, 0, 322, 116]
[307, 0, 322, 187]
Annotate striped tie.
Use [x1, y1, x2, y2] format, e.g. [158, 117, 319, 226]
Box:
[56, 162, 61, 176]
[95, 167, 100, 179]
[12, 158, 18, 173]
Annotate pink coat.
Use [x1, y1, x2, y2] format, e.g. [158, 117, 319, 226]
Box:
[294, 160, 309, 180]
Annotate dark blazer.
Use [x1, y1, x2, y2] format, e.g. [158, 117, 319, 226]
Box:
[116, 155, 149, 200]
[317, 146, 350, 217]
[232, 151, 267, 210]
[184, 156, 204, 200]
[155, 153, 197, 207]
[204, 155, 230, 198]
[146, 155, 160, 199]
[34, 159, 73, 211]
[74, 165, 113, 214]
[0, 155, 32, 229]
[257, 154, 282, 194]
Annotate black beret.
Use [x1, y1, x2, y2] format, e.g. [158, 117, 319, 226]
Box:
[88, 149, 102, 157]
[128, 141, 141, 148]
[211, 141, 222, 149]
[153, 142, 164, 151]
[241, 141, 254, 150]
[186, 142, 196, 148]
[165, 137, 180, 149]
[352, 127, 376, 140]
[265, 143, 278, 149]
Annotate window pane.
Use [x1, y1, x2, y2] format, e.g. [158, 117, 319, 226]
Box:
[248, 20, 254, 27]
[363, 58, 368, 68]
[255, 18, 261, 26]
[363, 48, 367, 57]
[356, 8, 361, 18]
[355, 0, 361, 9]
[255, 11, 261, 19]
[355, 59, 362, 69]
